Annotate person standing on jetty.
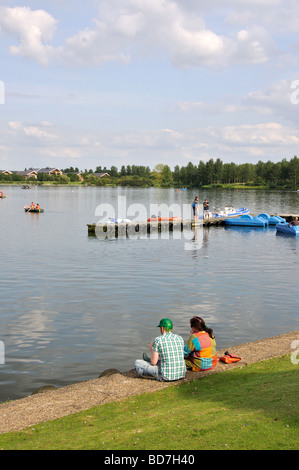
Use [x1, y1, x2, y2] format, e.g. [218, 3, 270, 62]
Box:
[203, 199, 210, 219]
[135, 318, 186, 381]
[192, 196, 199, 220]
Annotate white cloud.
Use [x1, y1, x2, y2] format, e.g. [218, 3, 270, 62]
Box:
[243, 78, 299, 124]
[0, 1, 283, 68]
[0, 6, 57, 65]
[23, 126, 57, 140]
[61, 0, 277, 68]
[177, 102, 205, 112]
[9, 121, 57, 140]
[40, 147, 82, 159]
[9, 121, 22, 130]
[4, 117, 299, 168]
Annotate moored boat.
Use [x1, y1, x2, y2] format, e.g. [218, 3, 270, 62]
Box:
[224, 214, 267, 227]
[257, 213, 286, 225]
[107, 218, 131, 223]
[276, 222, 299, 236]
[199, 206, 250, 219]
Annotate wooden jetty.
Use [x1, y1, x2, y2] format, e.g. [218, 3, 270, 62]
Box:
[88, 217, 233, 238]
[88, 219, 201, 238]
[87, 213, 298, 238]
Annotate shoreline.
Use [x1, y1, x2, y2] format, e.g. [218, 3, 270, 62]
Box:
[0, 330, 298, 434]
[0, 182, 298, 190]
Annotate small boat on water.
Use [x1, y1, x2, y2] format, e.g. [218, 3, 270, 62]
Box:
[225, 214, 267, 227]
[107, 218, 131, 224]
[257, 213, 286, 225]
[24, 207, 44, 213]
[276, 222, 299, 236]
[199, 206, 250, 219]
[22, 185, 31, 189]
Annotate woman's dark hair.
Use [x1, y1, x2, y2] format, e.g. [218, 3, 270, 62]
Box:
[190, 316, 215, 339]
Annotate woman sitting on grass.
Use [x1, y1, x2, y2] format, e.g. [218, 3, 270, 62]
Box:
[184, 316, 217, 372]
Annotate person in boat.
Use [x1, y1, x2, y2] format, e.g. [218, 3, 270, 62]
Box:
[184, 316, 217, 372]
[289, 216, 299, 226]
[30, 202, 35, 210]
[203, 199, 210, 219]
[35, 203, 40, 211]
[135, 318, 186, 381]
[192, 196, 199, 220]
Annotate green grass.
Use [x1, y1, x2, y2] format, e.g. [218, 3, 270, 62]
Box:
[0, 355, 298, 450]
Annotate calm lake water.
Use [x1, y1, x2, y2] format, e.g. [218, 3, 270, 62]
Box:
[0, 185, 298, 402]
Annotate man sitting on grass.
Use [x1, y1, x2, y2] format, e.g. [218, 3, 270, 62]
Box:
[135, 318, 186, 381]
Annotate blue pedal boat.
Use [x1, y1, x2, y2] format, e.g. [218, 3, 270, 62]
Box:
[224, 214, 267, 227]
[276, 222, 299, 236]
[258, 213, 286, 225]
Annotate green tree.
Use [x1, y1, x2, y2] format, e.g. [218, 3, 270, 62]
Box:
[161, 165, 173, 187]
[205, 159, 215, 184]
[214, 158, 223, 183]
[186, 162, 197, 187]
[173, 165, 181, 186]
[197, 161, 206, 186]
[109, 166, 119, 177]
[289, 156, 299, 188]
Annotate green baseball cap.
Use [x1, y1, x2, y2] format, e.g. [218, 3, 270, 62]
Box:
[157, 318, 173, 329]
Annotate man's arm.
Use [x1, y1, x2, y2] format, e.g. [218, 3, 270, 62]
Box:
[151, 350, 159, 365]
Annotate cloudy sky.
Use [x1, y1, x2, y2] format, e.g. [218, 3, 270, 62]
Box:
[1, 0, 299, 171]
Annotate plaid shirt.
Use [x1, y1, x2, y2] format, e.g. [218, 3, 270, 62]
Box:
[153, 332, 186, 381]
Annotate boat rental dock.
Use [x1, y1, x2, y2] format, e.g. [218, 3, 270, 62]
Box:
[87, 213, 298, 237]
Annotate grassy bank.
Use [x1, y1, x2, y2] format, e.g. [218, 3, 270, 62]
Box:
[0, 355, 297, 450]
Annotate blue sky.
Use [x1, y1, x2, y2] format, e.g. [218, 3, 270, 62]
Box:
[1, 0, 299, 171]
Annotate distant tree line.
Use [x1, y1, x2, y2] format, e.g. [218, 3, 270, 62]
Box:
[172, 156, 299, 189]
[1, 157, 298, 189]
[81, 157, 299, 189]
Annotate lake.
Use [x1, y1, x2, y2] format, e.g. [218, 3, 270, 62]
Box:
[0, 185, 298, 402]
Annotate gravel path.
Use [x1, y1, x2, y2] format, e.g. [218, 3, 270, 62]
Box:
[0, 331, 297, 434]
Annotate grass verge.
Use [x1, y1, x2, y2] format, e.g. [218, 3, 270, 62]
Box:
[0, 355, 297, 450]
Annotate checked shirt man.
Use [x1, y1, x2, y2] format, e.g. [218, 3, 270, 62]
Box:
[135, 318, 186, 381]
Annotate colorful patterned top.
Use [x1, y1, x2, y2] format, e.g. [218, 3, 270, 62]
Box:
[184, 331, 217, 371]
[152, 332, 186, 381]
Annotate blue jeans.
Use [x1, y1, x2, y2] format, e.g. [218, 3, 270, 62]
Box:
[135, 359, 162, 380]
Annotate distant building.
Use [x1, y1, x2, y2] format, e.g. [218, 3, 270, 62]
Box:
[14, 170, 38, 179]
[32, 167, 63, 176]
[2, 167, 63, 179]
[93, 172, 110, 178]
